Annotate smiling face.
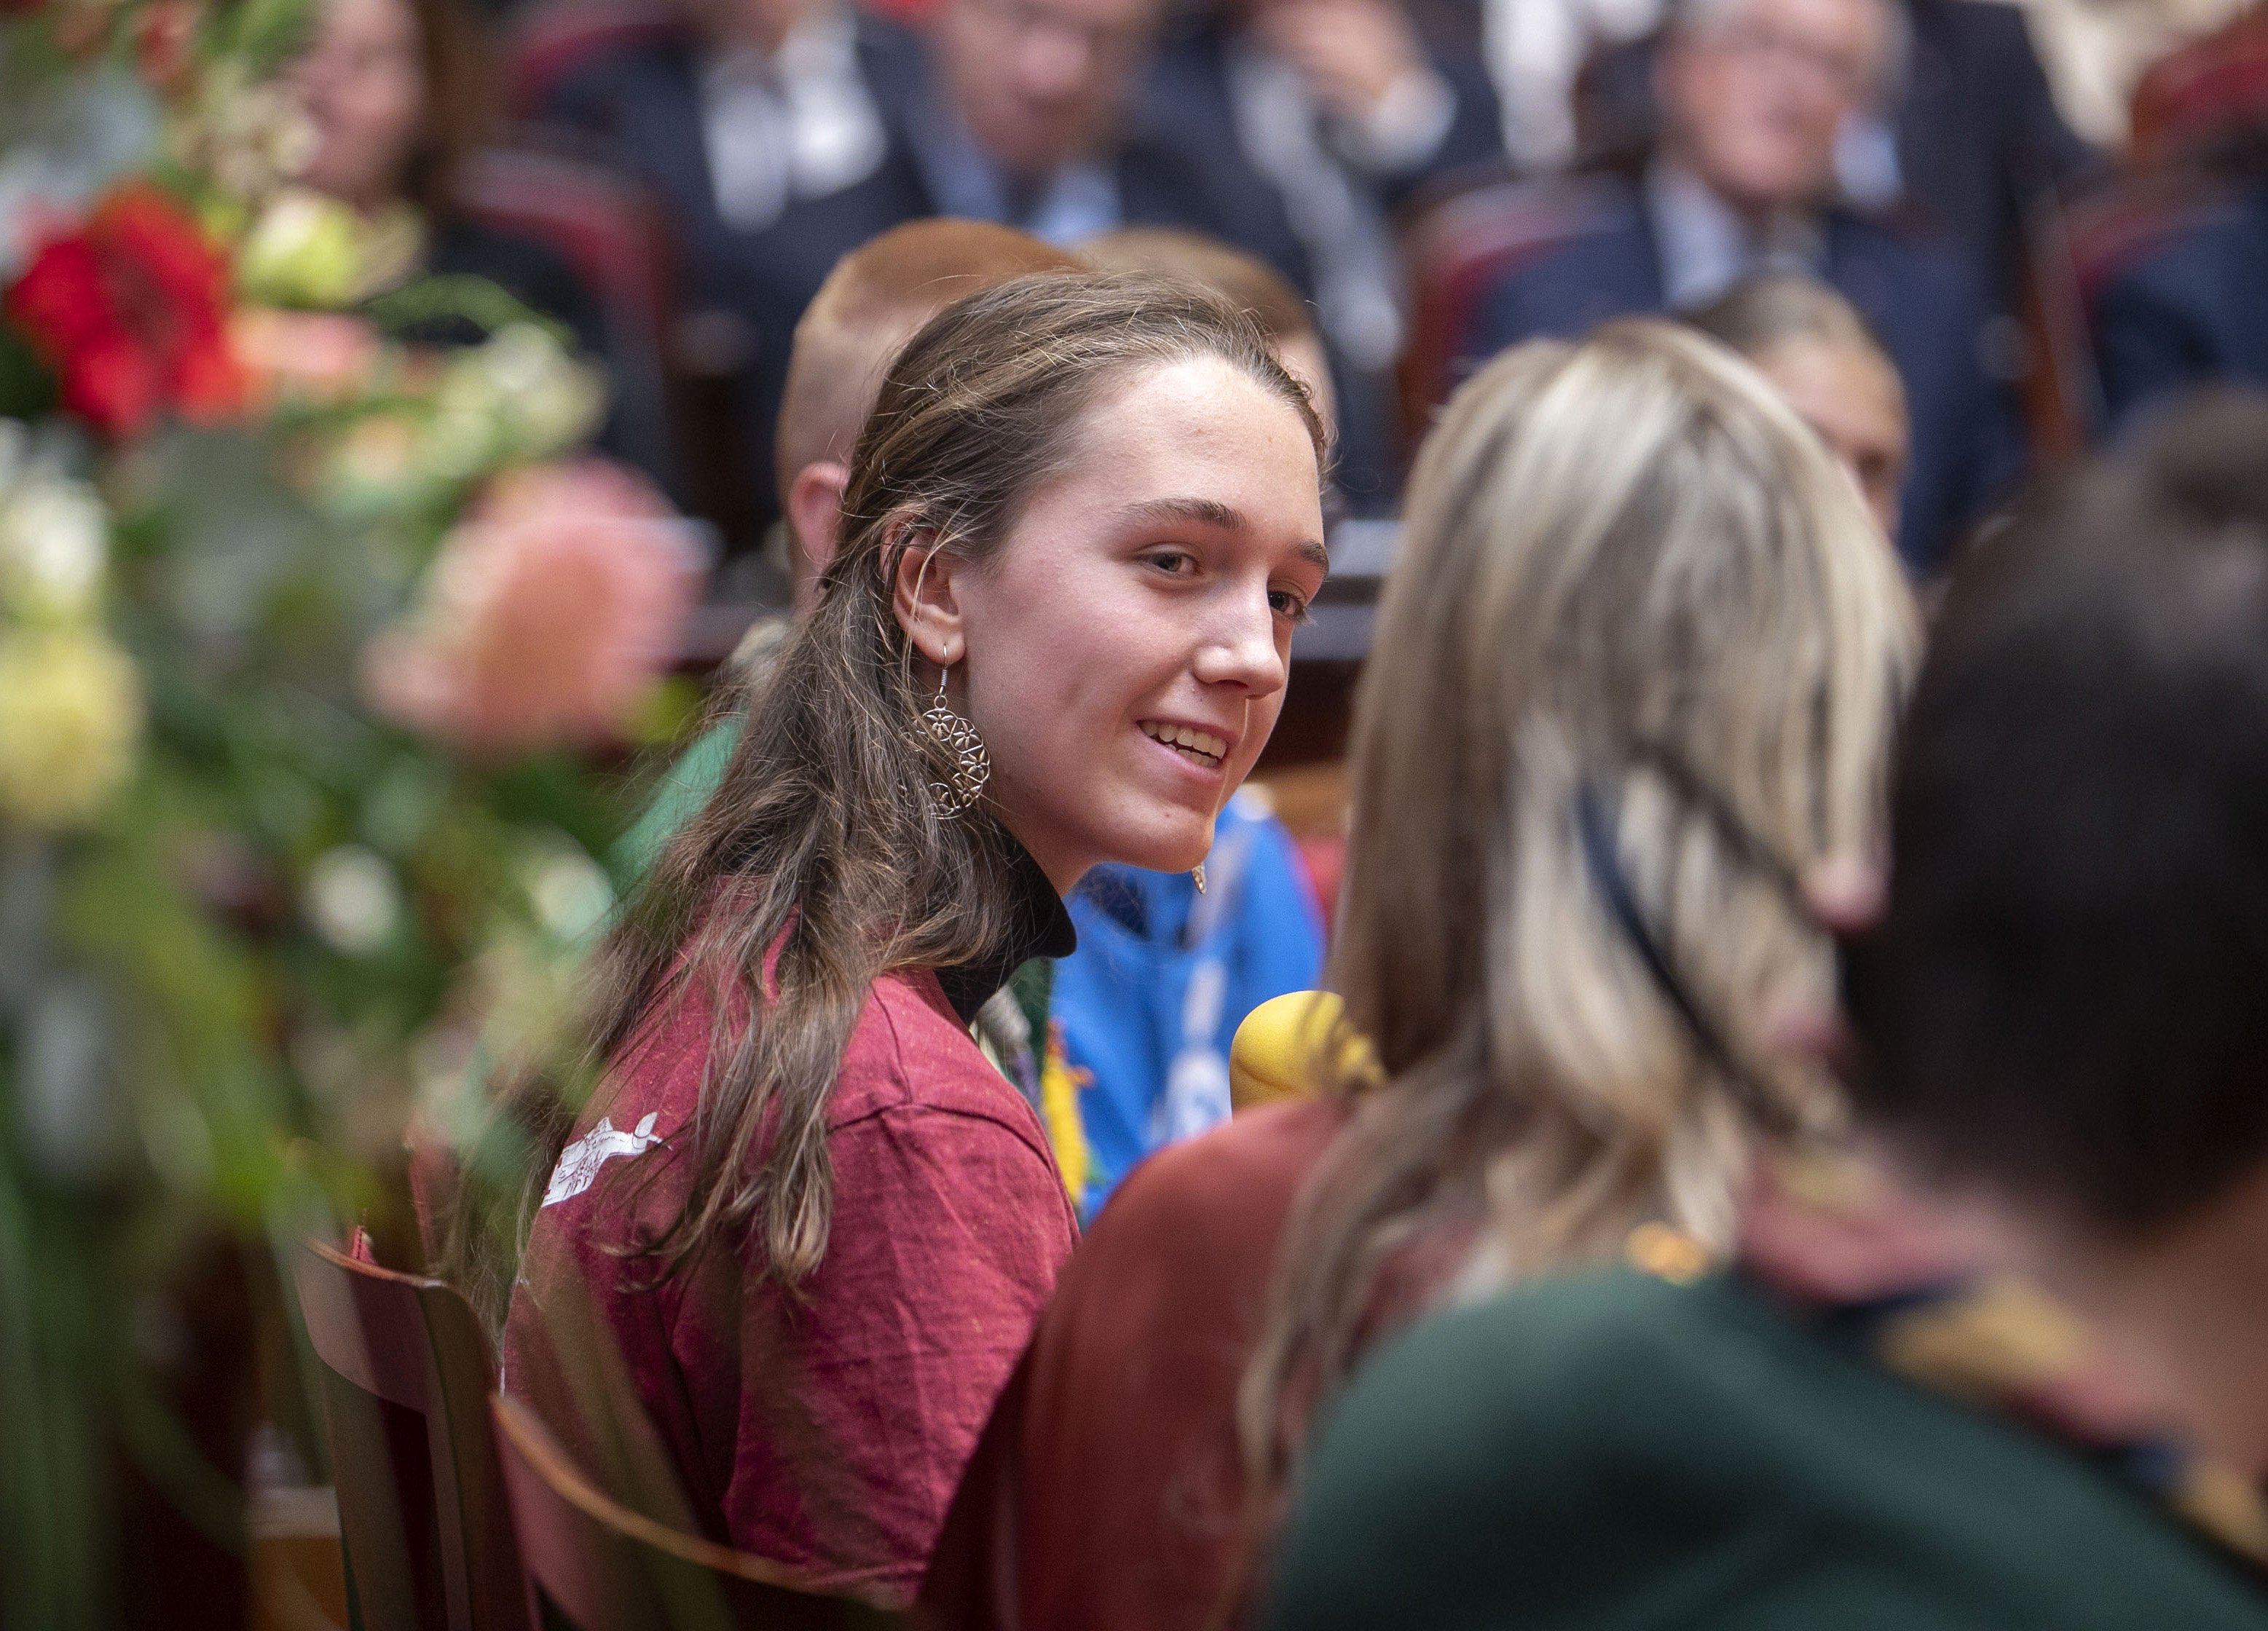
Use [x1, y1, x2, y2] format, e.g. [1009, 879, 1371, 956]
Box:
[909, 356, 1326, 890]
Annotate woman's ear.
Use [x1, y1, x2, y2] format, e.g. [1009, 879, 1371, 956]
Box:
[889, 523, 969, 667]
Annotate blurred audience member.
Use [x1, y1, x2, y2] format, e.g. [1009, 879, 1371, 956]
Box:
[921, 319, 1915, 1631]
[1141, 0, 1503, 507]
[1457, 0, 2020, 572]
[1263, 392, 2268, 1631]
[2091, 141, 2268, 428]
[1084, 225, 1335, 422]
[1843, 392, 2268, 1515]
[291, 0, 610, 355]
[914, 0, 1312, 271]
[1689, 271, 1907, 537]
[538, 0, 928, 529]
[1571, 0, 2092, 317]
[539, 0, 1318, 531]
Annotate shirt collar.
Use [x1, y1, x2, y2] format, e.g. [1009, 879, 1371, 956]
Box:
[934, 834, 1077, 1024]
[1645, 157, 1824, 310]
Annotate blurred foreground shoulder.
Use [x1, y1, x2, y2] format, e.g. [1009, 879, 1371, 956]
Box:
[1267, 1270, 2268, 1631]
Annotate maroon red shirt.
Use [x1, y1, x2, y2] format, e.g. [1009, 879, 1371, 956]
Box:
[504, 962, 1079, 1605]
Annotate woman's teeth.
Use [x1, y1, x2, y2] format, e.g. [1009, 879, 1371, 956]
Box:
[1140, 720, 1226, 766]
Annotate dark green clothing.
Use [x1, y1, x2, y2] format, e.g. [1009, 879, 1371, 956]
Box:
[1269, 1270, 2268, 1631]
[610, 716, 745, 880]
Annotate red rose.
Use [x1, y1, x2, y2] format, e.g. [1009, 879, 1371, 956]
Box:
[4, 183, 246, 438]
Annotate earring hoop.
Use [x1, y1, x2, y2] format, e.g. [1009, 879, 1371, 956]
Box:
[919, 661, 991, 818]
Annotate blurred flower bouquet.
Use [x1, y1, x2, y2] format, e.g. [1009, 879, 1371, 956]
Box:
[0, 0, 706, 1622]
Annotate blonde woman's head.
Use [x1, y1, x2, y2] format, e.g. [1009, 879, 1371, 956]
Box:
[1335, 317, 1915, 1262]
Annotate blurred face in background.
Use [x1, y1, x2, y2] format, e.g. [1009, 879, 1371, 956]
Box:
[1658, 0, 1889, 218]
[291, 0, 427, 211]
[688, 0, 820, 55]
[1752, 335, 1907, 537]
[933, 0, 1161, 176]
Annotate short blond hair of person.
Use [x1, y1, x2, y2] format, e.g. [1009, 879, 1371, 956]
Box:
[774, 218, 1085, 501]
[1236, 318, 1918, 1563]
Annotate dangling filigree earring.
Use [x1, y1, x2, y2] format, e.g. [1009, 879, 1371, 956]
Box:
[920, 663, 990, 818]
[1192, 863, 1207, 894]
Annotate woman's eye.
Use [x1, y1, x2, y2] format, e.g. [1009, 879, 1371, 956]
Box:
[1269, 588, 1313, 623]
[1146, 550, 1199, 577]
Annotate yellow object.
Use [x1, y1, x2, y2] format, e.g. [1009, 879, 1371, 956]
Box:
[1039, 1020, 1091, 1205]
[1625, 1223, 1714, 1284]
[1228, 991, 1381, 1111]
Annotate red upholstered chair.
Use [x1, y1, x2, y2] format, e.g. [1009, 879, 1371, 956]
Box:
[294, 1238, 530, 1631]
[503, 0, 695, 121]
[489, 1394, 905, 1630]
[1397, 173, 1637, 442]
[2132, 5, 2268, 170]
[2017, 170, 2244, 436]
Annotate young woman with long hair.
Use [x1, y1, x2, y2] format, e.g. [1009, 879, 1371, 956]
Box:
[921, 317, 1915, 1630]
[499, 271, 1329, 1605]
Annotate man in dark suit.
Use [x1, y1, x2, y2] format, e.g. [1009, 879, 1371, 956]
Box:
[1460, 0, 2020, 572]
[542, 0, 1310, 540]
[1575, 0, 2095, 319]
[1141, 0, 1503, 508]
[2092, 181, 2268, 429]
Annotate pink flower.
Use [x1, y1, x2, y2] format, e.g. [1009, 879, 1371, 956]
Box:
[230, 309, 382, 407]
[362, 461, 701, 756]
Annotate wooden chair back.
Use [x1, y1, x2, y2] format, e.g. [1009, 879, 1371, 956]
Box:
[489, 1394, 903, 1631]
[293, 1237, 529, 1631]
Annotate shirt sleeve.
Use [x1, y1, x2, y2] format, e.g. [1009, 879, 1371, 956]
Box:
[715, 1101, 1077, 1603]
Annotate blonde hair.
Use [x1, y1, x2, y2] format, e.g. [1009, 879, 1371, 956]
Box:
[773, 219, 1085, 497]
[1233, 317, 1917, 1583]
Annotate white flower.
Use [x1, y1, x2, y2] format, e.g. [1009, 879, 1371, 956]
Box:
[305, 845, 402, 957]
[0, 474, 108, 620]
[522, 844, 615, 944]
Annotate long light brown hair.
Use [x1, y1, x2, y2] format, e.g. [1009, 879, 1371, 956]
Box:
[497, 272, 1323, 1307]
[1233, 318, 1916, 1581]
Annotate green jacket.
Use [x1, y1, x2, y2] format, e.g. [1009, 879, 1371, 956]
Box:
[1269, 1269, 2268, 1631]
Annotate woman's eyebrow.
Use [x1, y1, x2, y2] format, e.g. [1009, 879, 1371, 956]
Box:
[1119, 496, 1246, 531]
[1118, 498, 1331, 572]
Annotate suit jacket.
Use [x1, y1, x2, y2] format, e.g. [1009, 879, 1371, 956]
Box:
[1455, 177, 2023, 572]
[1578, 0, 2094, 309]
[543, 16, 1324, 529]
[2092, 184, 2268, 430]
[1895, 0, 2097, 309]
[1141, 25, 1503, 508]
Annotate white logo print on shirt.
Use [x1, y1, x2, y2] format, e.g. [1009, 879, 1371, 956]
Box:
[542, 1112, 664, 1207]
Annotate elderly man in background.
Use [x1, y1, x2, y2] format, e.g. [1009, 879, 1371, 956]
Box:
[1454, 0, 2020, 574]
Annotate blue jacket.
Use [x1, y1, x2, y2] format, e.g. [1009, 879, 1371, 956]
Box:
[1053, 797, 1325, 1213]
[2092, 185, 2268, 430]
[1454, 178, 2023, 574]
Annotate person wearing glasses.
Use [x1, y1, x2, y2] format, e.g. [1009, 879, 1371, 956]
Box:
[1452, 0, 2019, 576]
[921, 317, 1915, 1630]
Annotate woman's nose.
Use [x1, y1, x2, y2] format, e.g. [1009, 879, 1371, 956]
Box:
[1192, 587, 1288, 697]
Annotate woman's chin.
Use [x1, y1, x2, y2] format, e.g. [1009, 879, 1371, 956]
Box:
[1108, 813, 1216, 877]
